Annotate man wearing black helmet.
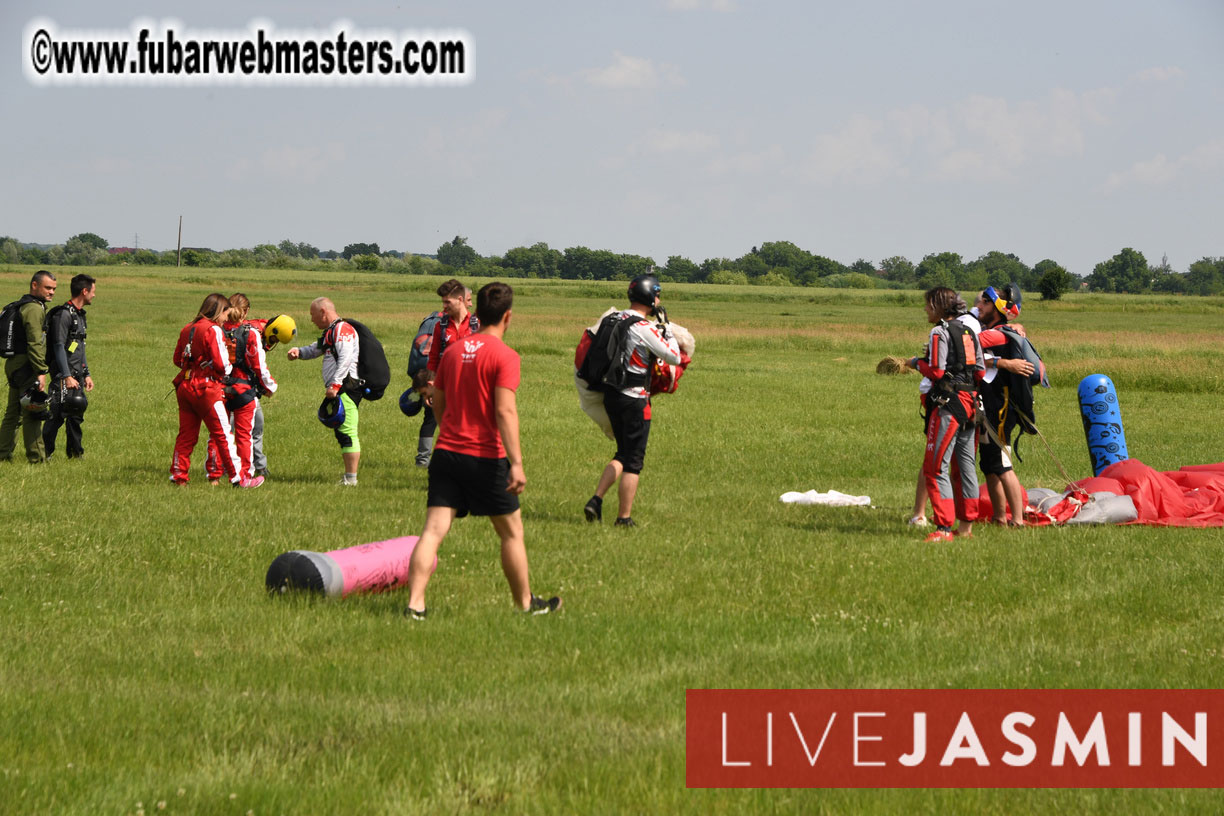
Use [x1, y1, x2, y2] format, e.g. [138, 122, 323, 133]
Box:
[43, 273, 96, 459]
[583, 273, 681, 527]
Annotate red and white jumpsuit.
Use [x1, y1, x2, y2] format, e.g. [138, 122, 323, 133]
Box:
[170, 317, 243, 484]
[206, 321, 277, 479]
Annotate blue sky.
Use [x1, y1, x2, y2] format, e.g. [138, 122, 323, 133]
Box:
[2, 0, 1221, 275]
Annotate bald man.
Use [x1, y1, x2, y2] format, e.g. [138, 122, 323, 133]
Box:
[288, 297, 363, 485]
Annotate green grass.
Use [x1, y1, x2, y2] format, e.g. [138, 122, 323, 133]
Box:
[1, 266, 1222, 814]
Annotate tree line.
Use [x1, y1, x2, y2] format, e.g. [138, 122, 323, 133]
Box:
[3, 232, 1221, 299]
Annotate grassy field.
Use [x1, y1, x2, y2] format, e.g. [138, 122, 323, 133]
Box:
[1, 265, 1222, 814]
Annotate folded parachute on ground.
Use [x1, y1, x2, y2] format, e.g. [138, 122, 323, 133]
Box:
[986, 460, 1224, 527]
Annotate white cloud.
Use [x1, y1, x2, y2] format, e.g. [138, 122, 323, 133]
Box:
[801, 115, 901, 185]
[705, 144, 784, 176]
[1132, 65, 1186, 84]
[667, 0, 735, 10]
[639, 129, 719, 154]
[92, 156, 134, 174]
[583, 51, 685, 89]
[227, 142, 346, 183]
[259, 143, 345, 182]
[1105, 139, 1224, 191]
[797, 85, 1119, 186]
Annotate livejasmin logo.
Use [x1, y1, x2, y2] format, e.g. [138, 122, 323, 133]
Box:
[686, 690, 1223, 788]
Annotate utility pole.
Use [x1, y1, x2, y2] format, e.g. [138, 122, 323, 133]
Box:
[176, 216, 183, 267]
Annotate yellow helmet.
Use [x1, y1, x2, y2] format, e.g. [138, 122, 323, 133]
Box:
[263, 314, 297, 347]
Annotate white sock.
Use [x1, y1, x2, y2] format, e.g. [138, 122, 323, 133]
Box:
[343, 473, 358, 484]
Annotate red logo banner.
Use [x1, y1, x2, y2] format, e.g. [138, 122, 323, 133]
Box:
[686, 689, 1224, 788]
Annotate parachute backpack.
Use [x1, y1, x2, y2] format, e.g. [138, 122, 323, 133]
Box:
[0, 294, 42, 358]
[575, 312, 643, 393]
[407, 311, 442, 378]
[324, 318, 391, 401]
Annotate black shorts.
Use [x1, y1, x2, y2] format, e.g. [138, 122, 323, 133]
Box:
[604, 390, 651, 475]
[426, 448, 520, 517]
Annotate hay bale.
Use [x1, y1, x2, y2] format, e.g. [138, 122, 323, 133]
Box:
[876, 355, 911, 375]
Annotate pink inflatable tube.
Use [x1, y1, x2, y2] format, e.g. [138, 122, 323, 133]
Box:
[266, 536, 436, 598]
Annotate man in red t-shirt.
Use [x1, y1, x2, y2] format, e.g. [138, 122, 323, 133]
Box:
[404, 282, 561, 619]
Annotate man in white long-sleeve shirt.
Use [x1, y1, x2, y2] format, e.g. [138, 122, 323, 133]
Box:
[288, 297, 363, 485]
[583, 274, 681, 528]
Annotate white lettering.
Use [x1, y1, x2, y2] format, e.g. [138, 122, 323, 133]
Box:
[1129, 713, 1142, 766]
[790, 712, 837, 766]
[1052, 712, 1110, 766]
[853, 712, 886, 767]
[1162, 712, 1207, 766]
[1001, 712, 1036, 767]
[940, 712, 990, 766]
[898, 712, 926, 766]
[721, 712, 750, 767]
[767, 712, 773, 767]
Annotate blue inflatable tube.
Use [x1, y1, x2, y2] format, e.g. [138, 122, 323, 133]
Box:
[1077, 374, 1129, 476]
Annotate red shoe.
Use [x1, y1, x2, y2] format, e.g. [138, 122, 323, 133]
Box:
[924, 528, 955, 543]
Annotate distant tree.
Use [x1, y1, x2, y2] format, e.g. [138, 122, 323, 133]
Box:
[805, 255, 848, 282]
[734, 252, 769, 278]
[756, 241, 812, 276]
[353, 254, 380, 271]
[750, 270, 794, 287]
[21, 246, 48, 265]
[1, 238, 20, 263]
[850, 258, 875, 275]
[662, 255, 700, 283]
[502, 242, 562, 278]
[820, 272, 877, 289]
[916, 251, 963, 290]
[132, 249, 158, 265]
[297, 242, 319, 260]
[46, 245, 66, 265]
[436, 235, 478, 268]
[1185, 257, 1224, 296]
[68, 232, 107, 251]
[879, 255, 916, 284]
[1034, 259, 1074, 300]
[64, 237, 103, 265]
[964, 251, 1031, 292]
[342, 242, 381, 260]
[277, 239, 300, 258]
[1087, 248, 1148, 293]
[319, 249, 340, 260]
[698, 257, 735, 283]
[708, 269, 748, 285]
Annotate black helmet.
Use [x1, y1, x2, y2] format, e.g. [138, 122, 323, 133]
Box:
[1001, 282, 1022, 312]
[628, 274, 661, 307]
[60, 387, 88, 418]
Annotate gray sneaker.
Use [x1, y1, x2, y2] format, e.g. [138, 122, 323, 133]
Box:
[525, 594, 562, 615]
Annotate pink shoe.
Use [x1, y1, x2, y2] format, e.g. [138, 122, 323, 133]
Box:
[235, 475, 265, 489]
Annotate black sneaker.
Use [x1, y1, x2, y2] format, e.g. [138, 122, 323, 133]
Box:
[404, 606, 428, 621]
[583, 495, 602, 523]
[613, 516, 636, 528]
[255, 467, 269, 477]
[525, 595, 562, 615]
